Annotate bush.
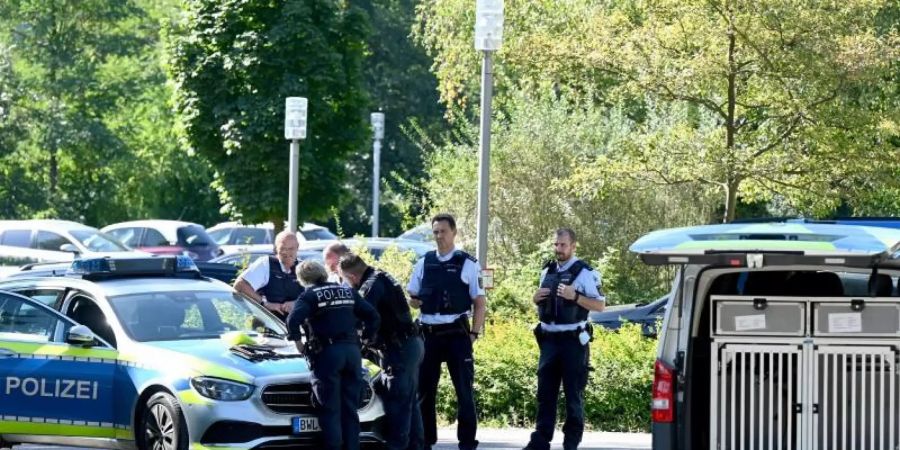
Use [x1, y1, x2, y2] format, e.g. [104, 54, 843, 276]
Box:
[435, 319, 656, 432]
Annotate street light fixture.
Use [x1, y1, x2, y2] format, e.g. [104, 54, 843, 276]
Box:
[370, 112, 385, 237]
[285, 97, 308, 233]
[474, 0, 503, 268]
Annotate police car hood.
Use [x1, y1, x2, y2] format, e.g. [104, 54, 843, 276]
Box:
[141, 338, 309, 381]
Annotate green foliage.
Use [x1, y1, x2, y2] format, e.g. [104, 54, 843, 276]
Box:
[423, 93, 713, 304]
[435, 320, 656, 432]
[167, 0, 371, 227]
[417, 0, 900, 221]
[333, 0, 447, 237]
[0, 0, 222, 226]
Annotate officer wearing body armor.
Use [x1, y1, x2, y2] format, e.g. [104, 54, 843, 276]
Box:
[407, 213, 486, 450]
[286, 260, 380, 450]
[234, 230, 302, 321]
[523, 228, 605, 450]
[340, 253, 425, 450]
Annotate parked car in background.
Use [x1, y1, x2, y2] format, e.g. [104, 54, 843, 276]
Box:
[300, 238, 435, 261]
[101, 220, 220, 261]
[210, 247, 323, 268]
[0, 220, 134, 268]
[589, 295, 668, 337]
[397, 223, 433, 243]
[208, 222, 337, 255]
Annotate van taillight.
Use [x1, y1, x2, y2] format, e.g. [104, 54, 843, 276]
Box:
[651, 359, 675, 423]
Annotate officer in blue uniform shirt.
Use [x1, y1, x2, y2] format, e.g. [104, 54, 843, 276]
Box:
[234, 230, 302, 321]
[339, 253, 425, 450]
[407, 213, 486, 450]
[523, 228, 605, 450]
[286, 260, 380, 450]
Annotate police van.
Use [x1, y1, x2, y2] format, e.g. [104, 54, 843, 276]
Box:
[632, 221, 900, 450]
[0, 256, 385, 450]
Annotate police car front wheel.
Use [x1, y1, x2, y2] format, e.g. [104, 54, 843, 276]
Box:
[139, 392, 189, 450]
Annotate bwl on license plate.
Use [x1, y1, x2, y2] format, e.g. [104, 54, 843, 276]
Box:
[291, 416, 320, 434]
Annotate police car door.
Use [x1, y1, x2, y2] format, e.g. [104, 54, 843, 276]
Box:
[0, 291, 117, 440]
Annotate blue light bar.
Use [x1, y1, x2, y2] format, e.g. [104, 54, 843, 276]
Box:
[69, 258, 113, 275]
[67, 256, 200, 279]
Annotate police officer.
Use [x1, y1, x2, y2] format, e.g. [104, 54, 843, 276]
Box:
[323, 242, 351, 284]
[286, 260, 380, 450]
[234, 230, 302, 321]
[523, 228, 605, 450]
[407, 213, 486, 450]
[339, 253, 425, 450]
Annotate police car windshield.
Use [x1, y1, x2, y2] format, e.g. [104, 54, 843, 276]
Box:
[70, 229, 129, 252]
[107, 290, 286, 342]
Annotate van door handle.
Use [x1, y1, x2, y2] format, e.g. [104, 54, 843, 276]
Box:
[0, 348, 16, 358]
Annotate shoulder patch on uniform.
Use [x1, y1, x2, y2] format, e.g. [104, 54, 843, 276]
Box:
[455, 250, 477, 263]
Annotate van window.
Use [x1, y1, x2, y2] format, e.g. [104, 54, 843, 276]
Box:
[36, 231, 71, 251]
[0, 229, 32, 248]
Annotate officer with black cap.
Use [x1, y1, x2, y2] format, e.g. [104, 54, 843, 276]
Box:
[523, 228, 605, 450]
[234, 230, 302, 321]
[407, 213, 486, 450]
[286, 260, 380, 450]
[339, 253, 425, 450]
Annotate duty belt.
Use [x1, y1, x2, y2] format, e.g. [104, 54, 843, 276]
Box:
[533, 323, 593, 341]
[419, 318, 468, 336]
[383, 324, 421, 348]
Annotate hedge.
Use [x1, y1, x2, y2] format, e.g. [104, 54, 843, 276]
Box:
[435, 320, 656, 432]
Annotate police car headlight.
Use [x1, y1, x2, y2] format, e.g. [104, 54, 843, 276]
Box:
[190, 377, 254, 401]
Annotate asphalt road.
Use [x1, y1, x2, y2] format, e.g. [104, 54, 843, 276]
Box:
[434, 428, 650, 450]
[12, 428, 650, 450]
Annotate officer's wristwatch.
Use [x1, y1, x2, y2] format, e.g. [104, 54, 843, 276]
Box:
[469, 331, 481, 339]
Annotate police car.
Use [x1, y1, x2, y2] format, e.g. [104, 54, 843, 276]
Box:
[0, 256, 385, 450]
[633, 221, 900, 450]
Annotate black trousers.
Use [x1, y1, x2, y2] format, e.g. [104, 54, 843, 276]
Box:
[381, 336, 426, 450]
[419, 331, 477, 450]
[310, 343, 363, 450]
[527, 333, 590, 450]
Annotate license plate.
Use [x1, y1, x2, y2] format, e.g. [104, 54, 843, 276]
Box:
[291, 416, 320, 434]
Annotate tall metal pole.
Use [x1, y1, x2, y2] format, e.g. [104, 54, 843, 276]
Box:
[288, 139, 300, 233]
[371, 138, 382, 237]
[475, 51, 493, 268]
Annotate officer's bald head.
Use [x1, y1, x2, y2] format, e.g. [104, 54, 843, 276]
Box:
[274, 231, 299, 268]
[296, 260, 328, 287]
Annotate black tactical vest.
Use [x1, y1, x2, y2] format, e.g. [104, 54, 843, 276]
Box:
[419, 250, 474, 315]
[538, 259, 591, 324]
[359, 268, 415, 343]
[303, 283, 361, 342]
[259, 257, 302, 304]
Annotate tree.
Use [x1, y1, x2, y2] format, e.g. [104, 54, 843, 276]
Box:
[167, 0, 371, 227]
[418, 0, 900, 221]
[333, 0, 447, 237]
[0, 0, 149, 223]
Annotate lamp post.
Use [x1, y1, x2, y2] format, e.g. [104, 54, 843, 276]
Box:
[284, 97, 308, 233]
[370, 112, 385, 237]
[474, 0, 503, 268]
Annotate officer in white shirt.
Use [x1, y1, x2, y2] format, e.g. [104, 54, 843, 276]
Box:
[407, 213, 486, 450]
[523, 228, 605, 450]
[323, 241, 351, 284]
[233, 230, 302, 321]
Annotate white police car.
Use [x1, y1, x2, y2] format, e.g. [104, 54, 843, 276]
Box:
[0, 256, 385, 450]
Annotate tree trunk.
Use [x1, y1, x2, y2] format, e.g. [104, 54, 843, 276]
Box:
[724, 179, 740, 223]
[47, 1, 58, 195]
[723, 7, 738, 223]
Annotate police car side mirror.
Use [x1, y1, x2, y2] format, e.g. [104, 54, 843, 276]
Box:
[66, 325, 98, 347]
